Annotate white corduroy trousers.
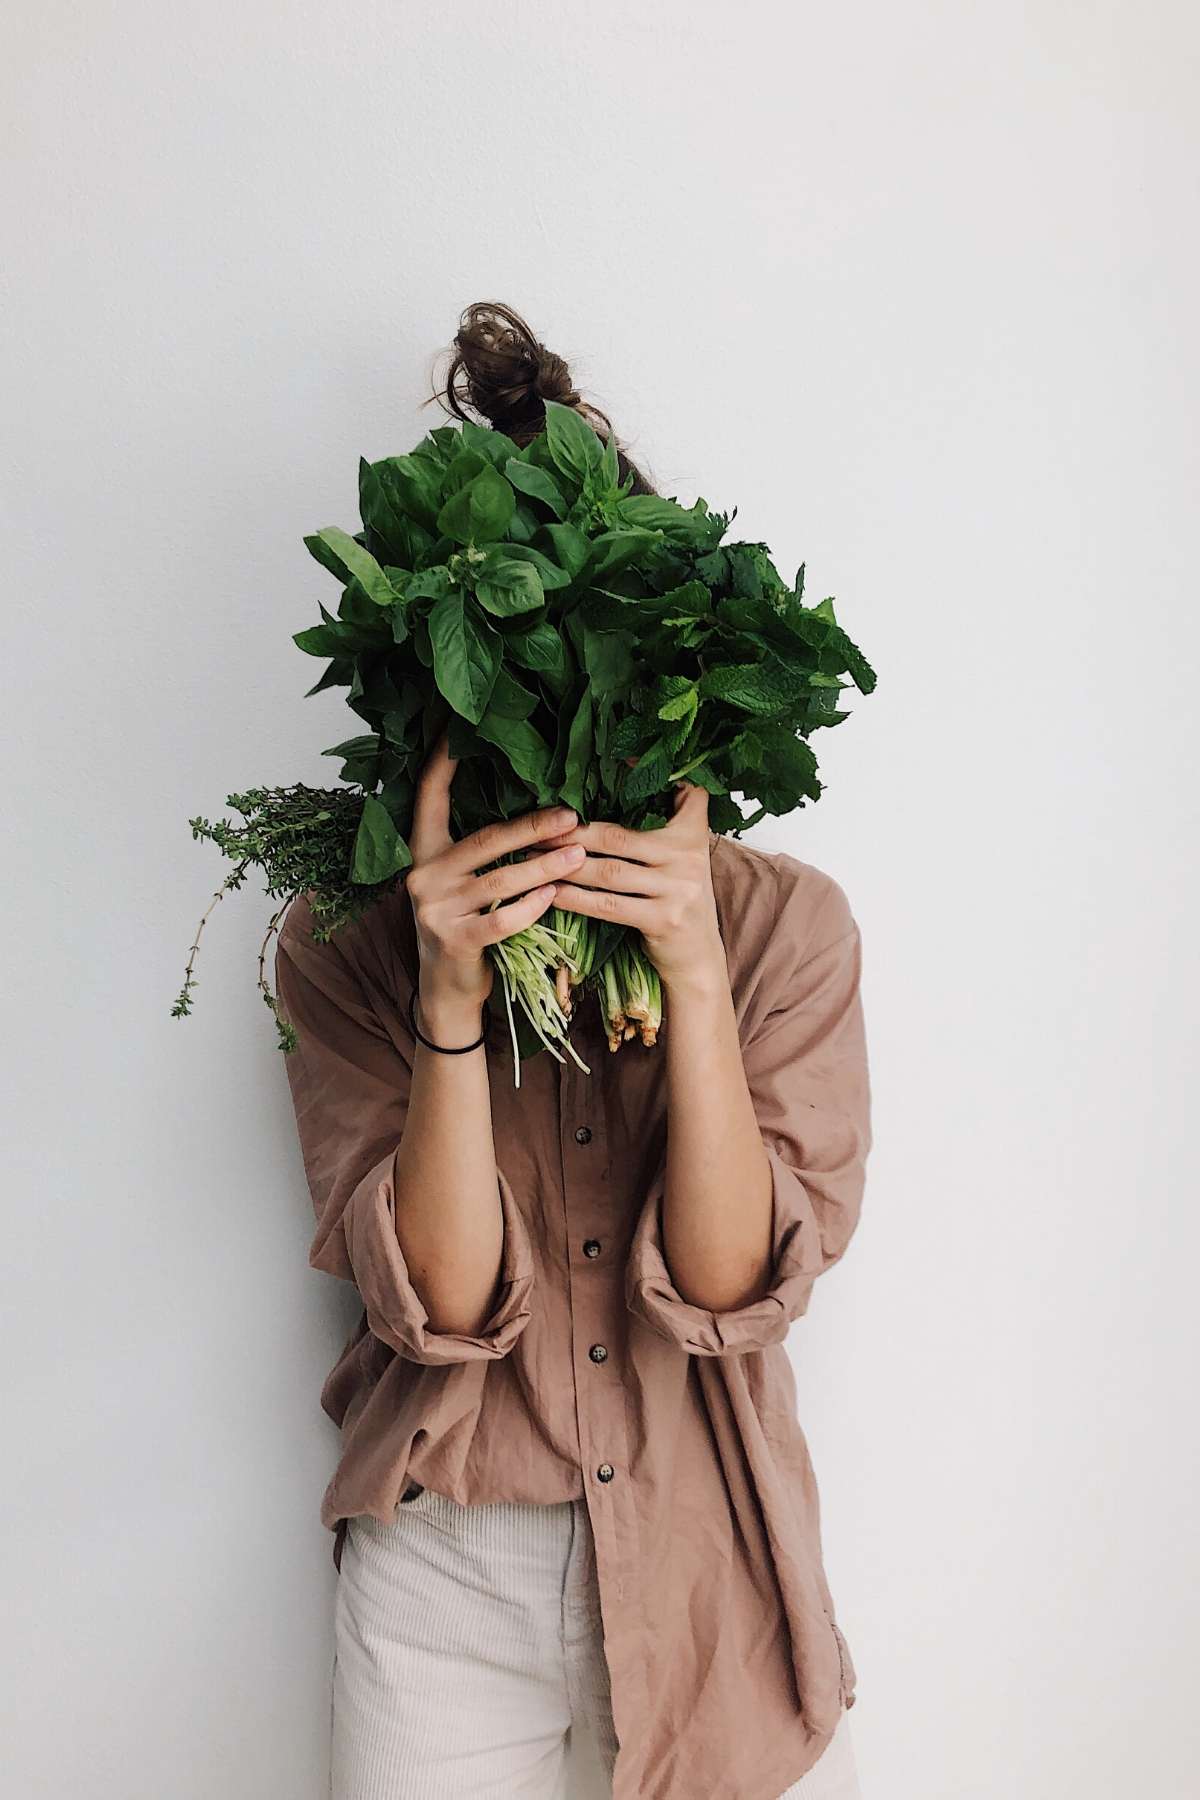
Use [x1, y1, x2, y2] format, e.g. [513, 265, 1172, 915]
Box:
[330, 1483, 862, 1800]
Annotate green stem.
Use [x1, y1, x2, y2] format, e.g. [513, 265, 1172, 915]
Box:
[667, 751, 711, 782]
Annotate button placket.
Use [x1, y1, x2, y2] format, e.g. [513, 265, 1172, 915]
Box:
[557, 1051, 639, 1623]
[558, 1052, 623, 1496]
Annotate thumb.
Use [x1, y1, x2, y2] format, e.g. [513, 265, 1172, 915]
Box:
[409, 727, 457, 863]
[671, 779, 710, 833]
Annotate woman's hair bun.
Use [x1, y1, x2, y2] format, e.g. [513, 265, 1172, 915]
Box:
[432, 301, 585, 444]
[429, 300, 654, 492]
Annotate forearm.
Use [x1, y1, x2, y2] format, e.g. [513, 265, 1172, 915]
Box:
[660, 964, 774, 1312]
[392, 980, 505, 1336]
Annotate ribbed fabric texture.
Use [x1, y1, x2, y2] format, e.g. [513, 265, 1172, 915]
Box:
[330, 1486, 861, 1800]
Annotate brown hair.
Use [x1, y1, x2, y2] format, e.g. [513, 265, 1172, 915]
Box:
[426, 301, 657, 495]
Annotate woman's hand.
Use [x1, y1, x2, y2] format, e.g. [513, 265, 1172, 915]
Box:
[539, 781, 725, 992]
[406, 730, 587, 1017]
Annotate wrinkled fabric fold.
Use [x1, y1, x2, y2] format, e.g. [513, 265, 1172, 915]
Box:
[341, 1157, 535, 1364]
[625, 1147, 819, 1355]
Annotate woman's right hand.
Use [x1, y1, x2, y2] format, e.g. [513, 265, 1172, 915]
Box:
[405, 730, 587, 1018]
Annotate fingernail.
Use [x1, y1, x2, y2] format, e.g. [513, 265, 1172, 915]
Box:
[550, 806, 577, 826]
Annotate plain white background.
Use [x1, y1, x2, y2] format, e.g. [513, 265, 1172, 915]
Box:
[3, 4, 1197, 1796]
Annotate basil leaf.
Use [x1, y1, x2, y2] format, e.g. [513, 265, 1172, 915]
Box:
[504, 457, 568, 520]
[581, 624, 636, 695]
[541, 521, 591, 580]
[357, 454, 443, 534]
[560, 688, 594, 815]
[543, 398, 605, 487]
[436, 466, 517, 545]
[614, 494, 695, 540]
[476, 707, 554, 801]
[293, 620, 372, 657]
[499, 542, 572, 589]
[482, 666, 539, 721]
[303, 528, 400, 607]
[585, 528, 662, 583]
[441, 447, 489, 494]
[460, 420, 521, 466]
[474, 556, 545, 617]
[350, 794, 412, 883]
[506, 617, 568, 679]
[428, 592, 501, 723]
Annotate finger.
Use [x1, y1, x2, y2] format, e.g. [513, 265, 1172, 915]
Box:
[637, 780, 710, 843]
[457, 842, 587, 911]
[542, 852, 661, 897]
[445, 804, 580, 877]
[550, 884, 658, 931]
[471, 880, 560, 947]
[409, 729, 457, 864]
[670, 780, 711, 837]
[535, 816, 672, 865]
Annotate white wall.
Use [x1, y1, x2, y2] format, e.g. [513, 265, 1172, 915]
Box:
[3, 4, 1197, 1796]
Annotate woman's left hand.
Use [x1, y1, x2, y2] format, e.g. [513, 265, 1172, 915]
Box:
[538, 781, 726, 992]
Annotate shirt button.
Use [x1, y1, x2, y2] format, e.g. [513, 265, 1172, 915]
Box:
[574, 1125, 593, 1145]
[583, 1239, 602, 1258]
[596, 1462, 615, 1482]
[588, 1343, 608, 1363]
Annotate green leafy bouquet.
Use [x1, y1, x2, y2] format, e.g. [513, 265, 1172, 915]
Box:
[175, 400, 876, 1083]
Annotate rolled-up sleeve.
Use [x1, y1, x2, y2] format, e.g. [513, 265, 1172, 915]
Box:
[625, 873, 872, 1357]
[274, 896, 535, 1365]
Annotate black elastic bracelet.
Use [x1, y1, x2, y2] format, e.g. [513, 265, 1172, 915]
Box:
[407, 988, 490, 1054]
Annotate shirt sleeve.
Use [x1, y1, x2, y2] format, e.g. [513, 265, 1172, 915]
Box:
[624, 871, 872, 1357]
[273, 896, 535, 1366]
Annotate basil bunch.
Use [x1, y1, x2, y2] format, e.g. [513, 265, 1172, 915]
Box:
[175, 400, 875, 1080]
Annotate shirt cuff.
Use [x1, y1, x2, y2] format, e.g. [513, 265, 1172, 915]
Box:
[623, 1146, 824, 1356]
[330, 1160, 536, 1365]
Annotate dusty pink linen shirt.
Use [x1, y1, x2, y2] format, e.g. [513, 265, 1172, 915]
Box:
[274, 827, 872, 1800]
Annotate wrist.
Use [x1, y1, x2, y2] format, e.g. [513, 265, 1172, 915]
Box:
[659, 936, 729, 1004]
[416, 973, 490, 1042]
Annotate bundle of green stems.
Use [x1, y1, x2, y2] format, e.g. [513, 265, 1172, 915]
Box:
[485, 899, 662, 1085]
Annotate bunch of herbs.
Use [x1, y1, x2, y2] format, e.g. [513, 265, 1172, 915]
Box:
[175, 400, 876, 1081]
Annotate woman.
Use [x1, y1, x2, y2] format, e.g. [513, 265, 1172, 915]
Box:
[275, 304, 871, 1799]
